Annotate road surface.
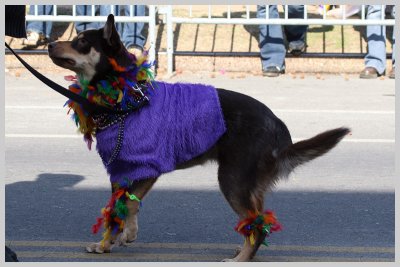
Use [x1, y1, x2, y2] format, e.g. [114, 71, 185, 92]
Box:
[5, 70, 395, 262]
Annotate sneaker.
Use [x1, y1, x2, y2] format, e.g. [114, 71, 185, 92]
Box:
[262, 65, 285, 77]
[127, 46, 144, 59]
[22, 31, 47, 47]
[288, 40, 306, 56]
[388, 67, 395, 79]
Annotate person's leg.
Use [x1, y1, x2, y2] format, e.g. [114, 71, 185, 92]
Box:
[285, 5, 308, 55]
[257, 5, 286, 76]
[24, 5, 53, 45]
[361, 5, 386, 78]
[121, 5, 146, 50]
[389, 6, 395, 79]
[75, 5, 100, 33]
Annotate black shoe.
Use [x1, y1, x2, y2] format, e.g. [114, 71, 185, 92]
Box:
[262, 66, 285, 77]
[5, 246, 18, 262]
[288, 40, 306, 56]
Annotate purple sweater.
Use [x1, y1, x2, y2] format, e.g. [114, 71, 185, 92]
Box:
[95, 81, 226, 184]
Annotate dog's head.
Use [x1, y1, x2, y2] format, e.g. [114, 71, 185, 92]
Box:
[48, 14, 131, 83]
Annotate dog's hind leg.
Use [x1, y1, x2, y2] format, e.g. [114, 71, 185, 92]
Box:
[119, 178, 158, 246]
[217, 164, 269, 262]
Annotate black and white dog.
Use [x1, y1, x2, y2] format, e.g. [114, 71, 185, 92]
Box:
[48, 14, 349, 261]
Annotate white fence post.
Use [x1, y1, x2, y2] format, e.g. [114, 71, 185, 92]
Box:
[148, 5, 156, 64]
[166, 5, 174, 76]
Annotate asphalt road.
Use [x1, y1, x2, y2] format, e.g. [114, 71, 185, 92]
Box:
[5, 70, 395, 262]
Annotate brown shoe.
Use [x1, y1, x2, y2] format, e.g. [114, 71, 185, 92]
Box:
[389, 68, 395, 79]
[359, 67, 379, 79]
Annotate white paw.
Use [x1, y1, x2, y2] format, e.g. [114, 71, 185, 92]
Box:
[119, 228, 137, 246]
[222, 258, 236, 262]
[86, 242, 111, 254]
[234, 246, 242, 257]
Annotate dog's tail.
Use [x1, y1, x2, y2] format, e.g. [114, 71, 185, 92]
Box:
[276, 127, 350, 178]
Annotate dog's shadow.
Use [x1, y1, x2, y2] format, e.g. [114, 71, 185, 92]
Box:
[5, 173, 98, 239]
[5, 173, 394, 255]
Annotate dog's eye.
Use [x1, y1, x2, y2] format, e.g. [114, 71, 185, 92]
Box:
[78, 38, 88, 46]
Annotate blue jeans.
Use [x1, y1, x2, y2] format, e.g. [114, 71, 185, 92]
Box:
[75, 5, 101, 32]
[26, 5, 53, 38]
[393, 7, 396, 68]
[76, 5, 146, 49]
[257, 5, 308, 70]
[392, 7, 396, 68]
[365, 5, 395, 74]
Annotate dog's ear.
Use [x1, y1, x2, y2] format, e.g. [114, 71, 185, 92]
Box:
[103, 14, 120, 47]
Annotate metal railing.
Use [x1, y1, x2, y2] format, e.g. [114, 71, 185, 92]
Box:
[24, 5, 157, 63]
[7, 5, 395, 76]
[165, 5, 395, 75]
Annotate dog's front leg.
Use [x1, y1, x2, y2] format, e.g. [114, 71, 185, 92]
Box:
[86, 214, 125, 253]
[86, 236, 118, 253]
[119, 198, 139, 245]
[119, 178, 158, 245]
[86, 178, 158, 253]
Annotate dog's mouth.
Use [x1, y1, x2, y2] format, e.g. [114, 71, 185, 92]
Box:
[49, 56, 76, 67]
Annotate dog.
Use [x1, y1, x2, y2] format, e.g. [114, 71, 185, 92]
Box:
[48, 14, 350, 262]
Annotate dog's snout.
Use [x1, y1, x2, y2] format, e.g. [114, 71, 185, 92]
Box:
[48, 42, 57, 52]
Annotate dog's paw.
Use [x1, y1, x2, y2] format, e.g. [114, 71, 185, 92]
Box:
[234, 246, 242, 257]
[86, 242, 112, 254]
[119, 228, 137, 246]
[221, 258, 236, 262]
[221, 247, 243, 262]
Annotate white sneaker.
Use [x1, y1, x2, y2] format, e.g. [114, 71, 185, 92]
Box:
[128, 46, 144, 59]
[23, 31, 46, 46]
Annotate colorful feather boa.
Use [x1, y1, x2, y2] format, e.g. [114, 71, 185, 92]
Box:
[92, 180, 142, 248]
[64, 51, 155, 149]
[235, 210, 282, 246]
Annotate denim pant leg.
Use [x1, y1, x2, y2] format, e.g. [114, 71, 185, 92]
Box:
[392, 31, 396, 68]
[284, 5, 308, 42]
[75, 5, 101, 33]
[365, 5, 387, 74]
[391, 7, 395, 67]
[27, 5, 53, 38]
[119, 5, 146, 49]
[257, 5, 286, 69]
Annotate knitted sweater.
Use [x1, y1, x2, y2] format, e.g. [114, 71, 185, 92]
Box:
[96, 81, 226, 183]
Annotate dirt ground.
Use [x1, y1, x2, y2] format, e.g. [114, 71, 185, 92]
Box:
[5, 5, 395, 76]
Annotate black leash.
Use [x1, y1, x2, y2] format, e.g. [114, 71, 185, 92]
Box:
[5, 42, 116, 115]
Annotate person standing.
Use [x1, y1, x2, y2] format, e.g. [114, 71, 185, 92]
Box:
[360, 5, 395, 79]
[75, 5, 147, 57]
[23, 5, 54, 46]
[257, 5, 308, 77]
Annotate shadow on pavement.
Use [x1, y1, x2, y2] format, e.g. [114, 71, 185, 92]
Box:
[6, 172, 394, 249]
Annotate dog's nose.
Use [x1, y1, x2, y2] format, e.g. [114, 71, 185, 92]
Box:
[48, 42, 57, 52]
